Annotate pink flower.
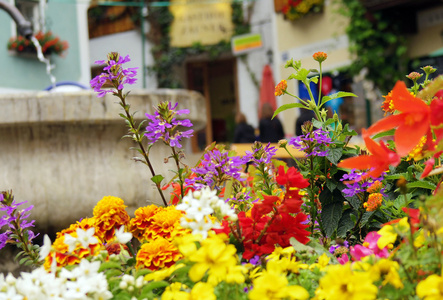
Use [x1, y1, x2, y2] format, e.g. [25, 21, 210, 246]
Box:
[337, 253, 349, 265]
[350, 231, 390, 261]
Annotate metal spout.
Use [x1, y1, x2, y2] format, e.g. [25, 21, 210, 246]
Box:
[0, 0, 33, 39]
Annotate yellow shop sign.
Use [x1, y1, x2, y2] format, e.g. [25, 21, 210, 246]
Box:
[169, 0, 234, 47]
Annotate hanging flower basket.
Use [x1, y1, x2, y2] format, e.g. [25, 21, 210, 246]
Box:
[7, 31, 69, 57]
[281, 0, 324, 21]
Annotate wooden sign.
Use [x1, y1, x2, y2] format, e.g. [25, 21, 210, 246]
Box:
[169, 0, 234, 47]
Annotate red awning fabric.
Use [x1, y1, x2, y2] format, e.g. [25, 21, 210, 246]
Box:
[258, 64, 277, 119]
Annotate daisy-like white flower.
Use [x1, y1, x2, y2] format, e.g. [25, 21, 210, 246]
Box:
[38, 234, 52, 261]
[64, 227, 99, 252]
[115, 226, 132, 244]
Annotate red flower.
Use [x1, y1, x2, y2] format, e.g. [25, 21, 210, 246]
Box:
[276, 165, 309, 189]
[365, 81, 431, 157]
[338, 129, 401, 181]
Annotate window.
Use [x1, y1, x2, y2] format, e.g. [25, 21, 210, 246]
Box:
[14, 0, 42, 34]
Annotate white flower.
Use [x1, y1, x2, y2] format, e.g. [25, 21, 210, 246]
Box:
[187, 219, 213, 239]
[0, 286, 23, 300]
[76, 227, 99, 249]
[115, 226, 132, 244]
[185, 199, 213, 222]
[38, 234, 52, 261]
[63, 233, 78, 253]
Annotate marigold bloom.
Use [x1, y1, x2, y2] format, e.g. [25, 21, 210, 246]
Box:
[44, 218, 102, 269]
[275, 80, 287, 96]
[147, 206, 189, 241]
[366, 81, 431, 157]
[338, 129, 400, 181]
[315, 263, 377, 300]
[129, 205, 160, 241]
[364, 193, 383, 212]
[93, 196, 130, 242]
[313, 51, 327, 63]
[136, 237, 182, 270]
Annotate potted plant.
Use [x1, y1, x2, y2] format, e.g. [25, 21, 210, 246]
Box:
[281, 0, 324, 21]
[7, 31, 69, 57]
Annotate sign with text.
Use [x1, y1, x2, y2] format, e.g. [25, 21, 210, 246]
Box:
[231, 33, 263, 55]
[169, 0, 234, 47]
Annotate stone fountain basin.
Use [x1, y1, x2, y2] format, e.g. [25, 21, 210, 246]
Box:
[0, 89, 206, 232]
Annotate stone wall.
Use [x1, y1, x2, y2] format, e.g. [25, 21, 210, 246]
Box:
[0, 89, 206, 232]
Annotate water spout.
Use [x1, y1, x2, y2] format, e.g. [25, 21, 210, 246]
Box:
[0, 0, 33, 39]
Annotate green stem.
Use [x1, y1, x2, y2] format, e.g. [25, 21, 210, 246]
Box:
[171, 147, 185, 199]
[118, 90, 168, 206]
[318, 62, 323, 106]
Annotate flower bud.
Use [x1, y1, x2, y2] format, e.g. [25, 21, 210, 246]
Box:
[275, 80, 287, 96]
[333, 112, 339, 122]
[406, 72, 423, 81]
[278, 139, 288, 148]
[421, 65, 436, 75]
[313, 51, 327, 63]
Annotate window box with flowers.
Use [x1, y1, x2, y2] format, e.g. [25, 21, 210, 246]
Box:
[7, 31, 69, 58]
[277, 0, 324, 21]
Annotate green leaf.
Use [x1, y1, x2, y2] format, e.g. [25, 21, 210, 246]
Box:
[309, 76, 319, 84]
[337, 209, 357, 237]
[151, 175, 165, 185]
[406, 181, 436, 190]
[321, 92, 357, 106]
[346, 195, 361, 209]
[288, 68, 310, 81]
[321, 202, 344, 237]
[373, 129, 395, 139]
[327, 148, 342, 165]
[142, 281, 170, 293]
[326, 180, 337, 192]
[98, 261, 122, 272]
[272, 103, 307, 119]
[105, 269, 123, 280]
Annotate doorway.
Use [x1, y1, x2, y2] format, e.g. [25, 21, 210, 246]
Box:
[187, 58, 238, 151]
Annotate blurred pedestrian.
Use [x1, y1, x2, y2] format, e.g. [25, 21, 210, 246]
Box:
[259, 103, 285, 143]
[233, 112, 256, 143]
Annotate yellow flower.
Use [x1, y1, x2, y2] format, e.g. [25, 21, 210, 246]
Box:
[267, 246, 295, 261]
[416, 274, 443, 299]
[188, 234, 238, 285]
[136, 237, 182, 270]
[309, 253, 330, 271]
[249, 268, 309, 300]
[315, 263, 377, 300]
[226, 265, 247, 284]
[144, 263, 185, 282]
[147, 206, 189, 241]
[369, 259, 403, 289]
[162, 282, 189, 300]
[189, 282, 216, 300]
[377, 217, 410, 249]
[93, 196, 130, 242]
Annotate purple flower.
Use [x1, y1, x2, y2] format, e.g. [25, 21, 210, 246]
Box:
[90, 53, 138, 97]
[145, 102, 194, 148]
[341, 170, 386, 198]
[0, 232, 8, 250]
[185, 149, 247, 190]
[329, 241, 349, 254]
[246, 142, 277, 166]
[289, 128, 331, 157]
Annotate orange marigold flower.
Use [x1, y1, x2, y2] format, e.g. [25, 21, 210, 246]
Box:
[93, 196, 130, 242]
[313, 51, 327, 63]
[129, 205, 161, 241]
[381, 91, 395, 115]
[136, 237, 182, 270]
[145, 206, 190, 241]
[44, 217, 102, 269]
[364, 193, 383, 212]
[275, 80, 287, 96]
